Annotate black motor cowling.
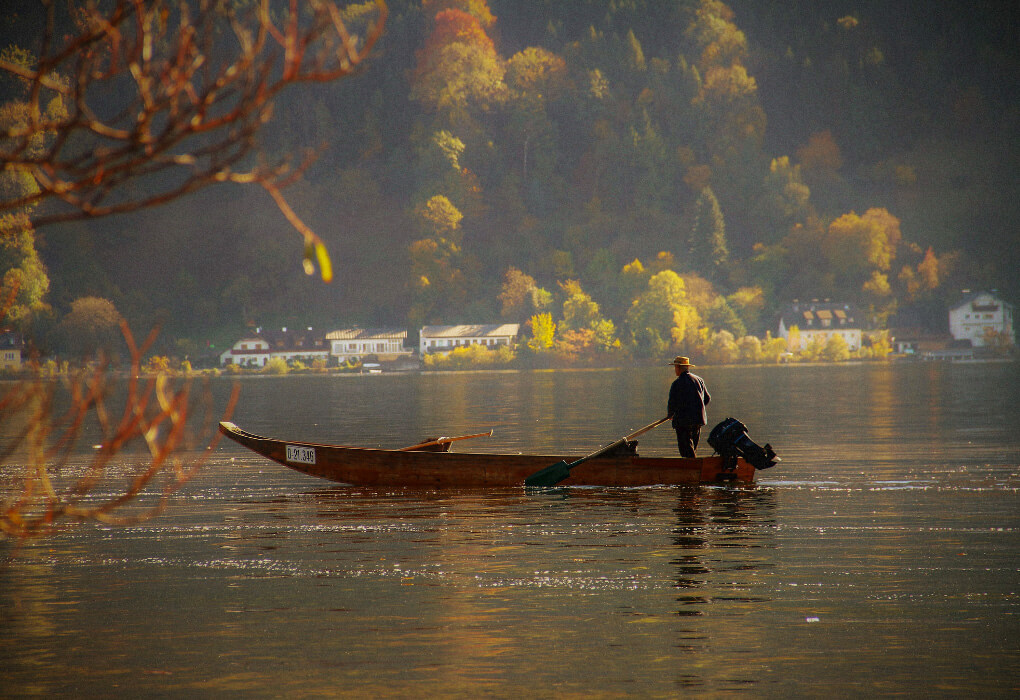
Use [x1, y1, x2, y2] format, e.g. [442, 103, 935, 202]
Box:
[708, 417, 779, 470]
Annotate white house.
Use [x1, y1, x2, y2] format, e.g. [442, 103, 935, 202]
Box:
[419, 324, 519, 355]
[0, 330, 24, 371]
[777, 301, 863, 352]
[325, 328, 411, 362]
[219, 327, 329, 367]
[949, 291, 1014, 347]
[219, 334, 270, 367]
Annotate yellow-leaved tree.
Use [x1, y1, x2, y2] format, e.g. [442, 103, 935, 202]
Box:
[626, 270, 701, 358]
[528, 313, 556, 351]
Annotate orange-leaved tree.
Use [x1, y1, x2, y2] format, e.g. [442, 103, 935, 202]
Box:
[410, 7, 506, 122]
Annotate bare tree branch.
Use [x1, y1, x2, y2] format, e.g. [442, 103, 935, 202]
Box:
[0, 320, 240, 540]
[0, 0, 388, 281]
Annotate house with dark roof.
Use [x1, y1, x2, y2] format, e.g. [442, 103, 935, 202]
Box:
[419, 324, 519, 355]
[777, 301, 863, 352]
[0, 331, 25, 371]
[219, 327, 329, 367]
[948, 290, 1014, 347]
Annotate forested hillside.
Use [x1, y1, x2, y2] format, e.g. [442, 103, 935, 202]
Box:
[5, 0, 1018, 358]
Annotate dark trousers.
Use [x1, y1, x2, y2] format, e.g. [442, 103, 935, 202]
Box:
[675, 425, 702, 458]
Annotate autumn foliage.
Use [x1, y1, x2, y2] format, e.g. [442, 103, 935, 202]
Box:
[2, 0, 1010, 364]
[411, 8, 506, 115]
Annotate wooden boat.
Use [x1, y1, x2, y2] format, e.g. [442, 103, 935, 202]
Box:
[218, 421, 756, 487]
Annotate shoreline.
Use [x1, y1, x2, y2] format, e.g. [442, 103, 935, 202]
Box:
[1, 352, 1014, 383]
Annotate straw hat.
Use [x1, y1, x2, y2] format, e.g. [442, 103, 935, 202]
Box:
[669, 356, 694, 367]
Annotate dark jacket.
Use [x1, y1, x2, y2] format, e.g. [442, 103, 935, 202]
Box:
[667, 372, 711, 428]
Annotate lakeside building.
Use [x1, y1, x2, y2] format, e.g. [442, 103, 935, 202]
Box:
[0, 330, 24, 371]
[949, 290, 1014, 347]
[219, 334, 269, 367]
[325, 328, 412, 363]
[888, 328, 951, 356]
[777, 300, 863, 352]
[219, 327, 329, 367]
[419, 324, 520, 355]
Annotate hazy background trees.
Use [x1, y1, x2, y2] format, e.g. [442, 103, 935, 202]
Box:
[1, 0, 1015, 360]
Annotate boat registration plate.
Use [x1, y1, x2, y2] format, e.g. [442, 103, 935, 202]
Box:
[286, 445, 316, 465]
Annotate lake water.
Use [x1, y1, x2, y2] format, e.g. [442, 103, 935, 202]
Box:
[2, 363, 1018, 697]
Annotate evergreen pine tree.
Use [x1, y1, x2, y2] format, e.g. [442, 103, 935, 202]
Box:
[689, 186, 729, 281]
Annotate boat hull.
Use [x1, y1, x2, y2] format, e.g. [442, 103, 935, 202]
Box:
[218, 422, 755, 487]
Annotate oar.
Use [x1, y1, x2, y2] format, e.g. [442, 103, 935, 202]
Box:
[524, 416, 671, 487]
[399, 430, 493, 451]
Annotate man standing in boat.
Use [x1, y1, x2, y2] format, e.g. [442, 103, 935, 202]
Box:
[667, 356, 711, 458]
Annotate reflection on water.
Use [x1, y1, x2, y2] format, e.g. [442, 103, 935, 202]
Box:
[672, 488, 776, 617]
[2, 363, 1018, 696]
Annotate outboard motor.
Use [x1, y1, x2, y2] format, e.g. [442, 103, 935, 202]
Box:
[708, 417, 779, 471]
